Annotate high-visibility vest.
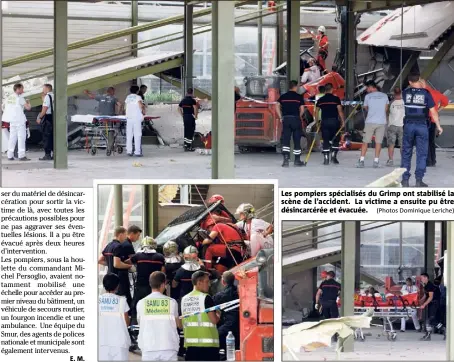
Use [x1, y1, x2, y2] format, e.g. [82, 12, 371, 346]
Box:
[138, 294, 179, 352]
[181, 290, 220, 348]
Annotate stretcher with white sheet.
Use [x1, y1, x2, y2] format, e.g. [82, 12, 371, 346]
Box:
[352, 292, 420, 341]
[70, 115, 161, 156]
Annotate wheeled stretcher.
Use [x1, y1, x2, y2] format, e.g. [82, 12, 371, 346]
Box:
[70, 115, 161, 156]
[352, 293, 420, 341]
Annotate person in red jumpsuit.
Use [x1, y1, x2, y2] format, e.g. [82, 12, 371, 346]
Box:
[419, 79, 449, 167]
[201, 222, 244, 273]
[315, 26, 329, 73]
[200, 195, 232, 230]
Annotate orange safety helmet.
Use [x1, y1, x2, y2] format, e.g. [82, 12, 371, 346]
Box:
[208, 194, 224, 204]
[321, 271, 328, 278]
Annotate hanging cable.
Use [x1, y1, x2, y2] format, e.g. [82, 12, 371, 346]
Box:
[400, 2, 404, 91]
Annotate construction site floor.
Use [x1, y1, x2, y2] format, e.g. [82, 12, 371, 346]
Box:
[283, 327, 446, 361]
[2, 146, 454, 187]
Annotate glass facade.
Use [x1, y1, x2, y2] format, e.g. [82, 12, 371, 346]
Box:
[137, 23, 277, 97]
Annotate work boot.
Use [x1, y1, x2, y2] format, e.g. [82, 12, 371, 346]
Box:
[420, 331, 431, 341]
[282, 154, 290, 168]
[294, 155, 304, 167]
[39, 154, 52, 161]
[19, 157, 31, 161]
[401, 179, 410, 187]
[7, 157, 14, 161]
[323, 153, 330, 165]
[331, 151, 339, 165]
[416, 179, 428, 187]
[184, 147, 195, 152]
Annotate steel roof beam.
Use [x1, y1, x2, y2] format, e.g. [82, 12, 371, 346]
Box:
[2, 0, 253, 68]
[336, 0, 441, 13]
[421, 30, 454, 80]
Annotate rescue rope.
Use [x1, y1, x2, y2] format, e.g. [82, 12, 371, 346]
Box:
[194, 185, 240, 267]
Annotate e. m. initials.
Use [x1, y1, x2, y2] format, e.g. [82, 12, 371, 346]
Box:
[70, 356, 85, 361]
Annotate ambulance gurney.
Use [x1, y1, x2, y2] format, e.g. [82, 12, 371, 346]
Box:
[353, 292, 420, 341]
[283, 309, 373, 360]
[70, 115, 161, 156]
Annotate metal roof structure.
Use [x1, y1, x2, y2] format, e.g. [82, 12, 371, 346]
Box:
[21, 51, 184, 107]
[357, 1, 454, 50]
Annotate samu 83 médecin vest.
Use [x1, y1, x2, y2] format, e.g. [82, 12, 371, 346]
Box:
[181, 290, 219, 348]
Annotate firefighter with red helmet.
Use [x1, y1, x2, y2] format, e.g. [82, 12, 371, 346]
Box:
[315, 26, 329, 73]
[201, 222, 245, 273]
[200, 195, 232, 230]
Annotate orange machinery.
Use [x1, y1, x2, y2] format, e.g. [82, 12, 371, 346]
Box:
[235, 72, 345, 152]
[230, 249, 274, 361]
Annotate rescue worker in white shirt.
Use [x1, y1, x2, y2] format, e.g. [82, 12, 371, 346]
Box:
[163, 241, 184, 300]
[98, 273, 131, 361]
[181, 270, 220, 361]
[36, 83, 54, 161]
[130, 236, 166, 323]
[301, 59, 321, 84]
[235, 203, 273, 258]
[125, 85, 145, 157]
[387, 87, 405, 167]
[137, 271, 182, 361]
[3, 83, 31, 161]
[400, 277, 421, 332]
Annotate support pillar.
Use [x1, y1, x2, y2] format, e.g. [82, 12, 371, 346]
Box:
[184, 2, 194, 90]
[276, 0, 285, 65]
[344, 3, 355, 129]
[131, 0, 138, 58]
[424, 221, 436, 279]
[341, 221, 359, 352]
[447, 222, 454, 360]
[144, 185, 159, 237]
[286, 0, 300, 161]
[354, 221, 361, 290]
[441, 221, 448, 254]
[421, 31, 454, 80]
[257, 1, 263, 75]
[54, 1, 68, 169]
[390, 52, 420, 91]
[114, 185, 123, 227]
[0, 0, 3, 186]
[211, 1, 235, 179]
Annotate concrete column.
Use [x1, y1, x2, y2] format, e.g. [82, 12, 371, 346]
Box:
[286, 0, 300, 161]
[344, 3, 355, 127]
[180, 185, 190, 204]
[0, 0, 3, 186]
[184, 2, 194, 90]
[441, 221, 448, 254]
[114, 185, 123, 227]
[341, 221, 359, 352]
[257, 1, 263, 75]
[424, 221, 436, 279]
[354, 222, 361, 290]
[54, 1, 68, 169]
[145, 185, 159, 237]
[131, 0, 138, 57]
[447, 222, 454, 360]
[211, 1, 235, 179]
[276, 0, 285, 65]
[286, 0, 300, 84]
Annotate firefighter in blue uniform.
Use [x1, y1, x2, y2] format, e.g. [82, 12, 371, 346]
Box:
[401, 74, 442, 187]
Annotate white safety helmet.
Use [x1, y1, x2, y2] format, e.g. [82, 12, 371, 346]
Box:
[235, 203, 256, 220]
[142, 236, 157, 250]
[163, 240, 179, 257]
[183, 245, 199, 263]
[318, 25, 326, 33]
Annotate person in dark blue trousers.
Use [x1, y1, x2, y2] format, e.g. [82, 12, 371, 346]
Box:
[401, 74, 443, 187]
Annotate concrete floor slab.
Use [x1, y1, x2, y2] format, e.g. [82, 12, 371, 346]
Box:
[283, 327, 446, 361]
[2, 146, 454, 188]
